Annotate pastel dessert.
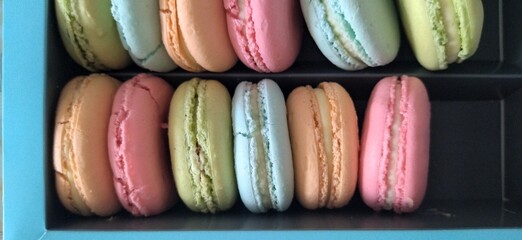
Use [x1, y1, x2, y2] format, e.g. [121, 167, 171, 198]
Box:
[55, 0, 131, 71]
[300, 0, 400, 70]
[111, 0, 178, 72]
[359, 76, 431, 213]
[224, 0, 303, 72]
[169, 78, 237, 213]
[160, 0, 237, 72]
[396, 0, 484, 70]
[232, 79, 294, 213]
[53, 74, 121, 216]
[108, 74, 176, 216]
[286, 82, 359, 209]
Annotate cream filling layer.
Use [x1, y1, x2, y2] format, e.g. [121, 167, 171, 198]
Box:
[313, 89, 334, 207]
[244, 83, 273, 211]
[185, 80, 217, 213]
[384, 81, 402, 210]
[439, 0, 461, 64]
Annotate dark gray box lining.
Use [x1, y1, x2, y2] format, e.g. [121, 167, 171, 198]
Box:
[45, 0, 522, 230]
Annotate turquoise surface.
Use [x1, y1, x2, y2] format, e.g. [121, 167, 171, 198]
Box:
[2, 0, 521, 239]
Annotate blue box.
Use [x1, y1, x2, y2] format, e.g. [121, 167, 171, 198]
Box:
[3, 0, 522, 239]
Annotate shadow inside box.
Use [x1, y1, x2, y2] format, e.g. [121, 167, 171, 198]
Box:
[47, 198, 522, 231]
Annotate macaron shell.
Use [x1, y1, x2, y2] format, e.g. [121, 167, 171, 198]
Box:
[55, 0, 131, 71]
[108, 74, 176, 216]
[169, 80, 199, 211]
[232, 80, 294, 212]
[159, 0, 203, 72]
[232, 81, 259, 212]
[287, 86, 323, 209]
[287, 83, 358, 209]
[454, 0, 484, 61]
[399, 76, 430, 212]
[169, 79, 237, 213]
[300, 0, 400, 70]
[260, 80, 294, 211]
[160, 0, 237, 72]
[225, 0, 302, 72]
[396, 0, 445, 70]
[359, 76, 430, 213]
[111, 0, 177, 72]
[300, 0, 365, 70]
[318, 82, 359, 209]
[53, 74, 121, 216]
[397, 0, 483, 70]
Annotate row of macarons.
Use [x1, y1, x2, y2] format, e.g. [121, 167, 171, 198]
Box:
[55, 0, 484, 73]
[54, 73, 430, 217]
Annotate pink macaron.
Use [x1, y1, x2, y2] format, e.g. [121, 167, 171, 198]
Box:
[224, 0, 302, 72]
[108, 74, 176, 216]
[359, 76, 430, 213]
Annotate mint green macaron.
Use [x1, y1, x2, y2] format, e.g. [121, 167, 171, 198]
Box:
[300, 0, 400, 70]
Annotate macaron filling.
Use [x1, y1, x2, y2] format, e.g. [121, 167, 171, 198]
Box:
[440, 0, 462, 64]
[426, 0, 450, 69]
[225, 0, 270, 72]
[427, 0, 465, 68]
[307, 1, 365, 70]
[319, 83, 344, 208]
[243, 82, 277, 211]
[313, 88, 334, 207]
[307, 83, 344, 208]
[379, 78, 408, 212]
[453, 0, 476, 61]
[323, 0, 375, 67]
[184, 80, 218, 213]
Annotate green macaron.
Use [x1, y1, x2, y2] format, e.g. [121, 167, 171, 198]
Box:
[55, 0, 131, 71]
[397, 0, 484, 71]
[168, 78, 237, 213]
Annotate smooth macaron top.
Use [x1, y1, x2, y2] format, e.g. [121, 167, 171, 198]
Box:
[225, 0, 303, 72]
[359, 76, 430, 213]
[169, 78, 237, 213]
[287, 82, 359, 209]
[53, 74, 122, 216]
[55, 0, 131, 71]
[300, 0, 400, 70]
[232, 79, 294, 212]
[160, 0, 237, 72]
[108, 74, 176, 216]
[397, 0, 484, 70]
[111, 0, 177, 72]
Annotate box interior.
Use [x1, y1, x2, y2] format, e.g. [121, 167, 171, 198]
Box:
[45, 0, 522, 230]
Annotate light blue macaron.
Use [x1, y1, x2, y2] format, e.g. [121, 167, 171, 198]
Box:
[232, 79, 294, 213]
[301, 0, 400, 70]
[111, 0, 177, 72]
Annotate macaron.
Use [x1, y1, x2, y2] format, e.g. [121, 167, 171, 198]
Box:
[232, 79, 294, 213]
[300, 0, 400, 70]
[224, 0, 303, 72]
[107, 74, 176, 216]
[396, 0, 484, 70]
[286, 82, 359, 209]
[53, 74, 121, 216]
[359, 76, 430, 213]
[169, 78, 237, 213]
[110, 0, 178, 72]
[55, 0, 131, 71]
[160, 0, 237, 72]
